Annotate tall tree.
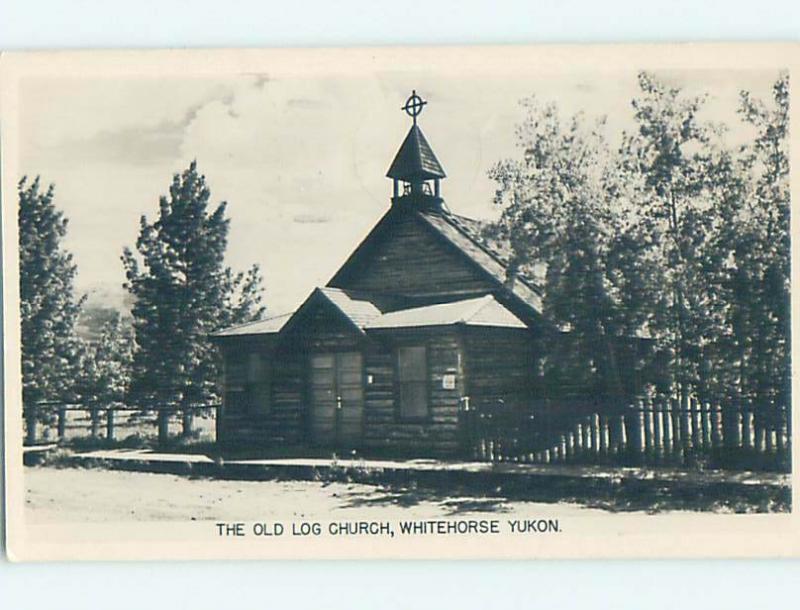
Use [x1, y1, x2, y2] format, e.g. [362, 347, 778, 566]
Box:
[18, 177, 85, 413]
[723, 73, 790, 407]
[619, 72, 722, 402]
[122, 161, 264, 441]
[74, 312, 134, 406]
[487, 99, 644, 398]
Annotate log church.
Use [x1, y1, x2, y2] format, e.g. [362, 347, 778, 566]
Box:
[211, 91, 646, 456]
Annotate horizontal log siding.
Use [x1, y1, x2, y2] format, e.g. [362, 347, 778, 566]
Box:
[461, 327, 539, 411]
[363, 330, 464, 456]
[218, 336, 305, 450]
[331, 211, 495, 298]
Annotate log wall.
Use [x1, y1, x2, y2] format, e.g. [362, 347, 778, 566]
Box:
[330, 211, 495, 299]
[362, 329, 465, 456]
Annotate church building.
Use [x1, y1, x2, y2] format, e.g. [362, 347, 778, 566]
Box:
[212, 92, 567, 456]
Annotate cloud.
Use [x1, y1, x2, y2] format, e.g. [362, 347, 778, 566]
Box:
[38, 86, 240, 167]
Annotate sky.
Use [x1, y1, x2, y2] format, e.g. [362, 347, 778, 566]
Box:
[18, 67, 781, 316]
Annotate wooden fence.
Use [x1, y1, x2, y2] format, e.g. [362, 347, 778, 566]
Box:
[461, 397, 791, 471]
[23, 402, 220, 447]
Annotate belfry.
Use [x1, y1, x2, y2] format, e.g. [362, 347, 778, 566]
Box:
[387, 91, 447, 210]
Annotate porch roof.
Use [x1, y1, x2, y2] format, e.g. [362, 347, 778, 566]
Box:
[211, 312, 292, 338]
[366, 295, 527, 330]
[317, 287, 383, 328]
[212, 292, 528, 340]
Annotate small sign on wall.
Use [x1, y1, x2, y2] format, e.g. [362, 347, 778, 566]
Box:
[442, 374, 456, 390]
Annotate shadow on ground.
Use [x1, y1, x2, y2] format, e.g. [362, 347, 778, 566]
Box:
[338, 485, 514, 515]
[331, 477, 789, 515]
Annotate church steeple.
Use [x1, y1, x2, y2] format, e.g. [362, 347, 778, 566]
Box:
[387, 91, 446, 212]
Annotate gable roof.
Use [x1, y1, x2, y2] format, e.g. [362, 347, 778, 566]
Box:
[417, 211, 544, 315]
[386, 125, 446, 181]
[367, 295, 526, 330]
[277, 287, 383, 340]
[327, 207, 544, 320]
[317, 287, 383, 328]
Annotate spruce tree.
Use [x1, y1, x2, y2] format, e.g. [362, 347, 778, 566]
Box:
[122, 161, 264, 442]
[18, 177, 85, 416]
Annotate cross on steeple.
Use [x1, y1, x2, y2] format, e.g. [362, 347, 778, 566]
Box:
[387, 90, 446, 211]
[402, 90, 427, 125]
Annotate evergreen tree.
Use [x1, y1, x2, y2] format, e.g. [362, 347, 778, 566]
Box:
[122, 161, 264, 440]
[18, 177, 85, 412]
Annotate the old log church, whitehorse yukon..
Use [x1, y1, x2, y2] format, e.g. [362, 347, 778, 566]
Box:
[211, 91, 647, 458]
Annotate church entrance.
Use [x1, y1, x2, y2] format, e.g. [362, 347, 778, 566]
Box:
[308, 352, 365, 447]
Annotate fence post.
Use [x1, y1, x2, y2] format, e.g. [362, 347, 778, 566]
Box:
[778, 404, 789, 453]
[702, 401, 713, 448]
[653, 400, 663, 459]
[609, 413, 624, 454]
[599, 415, 609, 456]
[591, 414, 601, 457]
[680, 394, 692, 456]
[765, 406, 775, 453]
[670, 397, 681, 454]
[754, 408, 766, 453]
[584, 417, 593, 453]
[182, 407, 194, 439]
[215, 403, 224, 449]
[642, 398, 653, 457]
[90, 407, 100, 440]
[742, 401, 753, 450]
[106, 407, 115, 443]
[662, 399, 673, 458]
[25, 404, 38, 445]
[158, 407, 170, 447]
[722, 401, 740, 449]
[627, 403, 644, 461]
[57, 406, 67, 441]
[711, 403, 723, 448]
[691, 397, 702, 450]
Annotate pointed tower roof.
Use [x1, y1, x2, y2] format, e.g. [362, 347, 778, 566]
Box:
[386, 124, 446, 182]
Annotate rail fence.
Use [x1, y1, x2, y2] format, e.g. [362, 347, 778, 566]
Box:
[461, 397, 791, 471]
[23, 402, 220, 447]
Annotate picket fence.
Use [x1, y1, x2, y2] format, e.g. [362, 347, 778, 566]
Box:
[461, 397, 791, 471]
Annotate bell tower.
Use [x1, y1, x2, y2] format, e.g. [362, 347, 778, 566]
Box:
[386, 90, 446, 212]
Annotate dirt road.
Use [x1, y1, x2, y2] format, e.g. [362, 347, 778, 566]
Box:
[24, 466, 604, 522]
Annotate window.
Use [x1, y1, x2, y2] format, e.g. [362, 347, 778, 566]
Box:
[397, 346, 429, 419]
[225, 351, 270, 415]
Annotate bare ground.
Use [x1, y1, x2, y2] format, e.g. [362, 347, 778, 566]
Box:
[24, 465, 607, 523]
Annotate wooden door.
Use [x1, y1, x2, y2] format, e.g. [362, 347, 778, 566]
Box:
[309, 352, 364, 446]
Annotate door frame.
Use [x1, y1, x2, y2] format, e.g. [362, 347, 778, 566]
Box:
[306, 350, 366, 448]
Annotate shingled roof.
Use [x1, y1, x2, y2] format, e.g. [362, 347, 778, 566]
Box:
[386, 125, 446, 182]
[367, 295, 526, 330]
[211, 312, 292, 338]
[417, 210, 544, 315]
